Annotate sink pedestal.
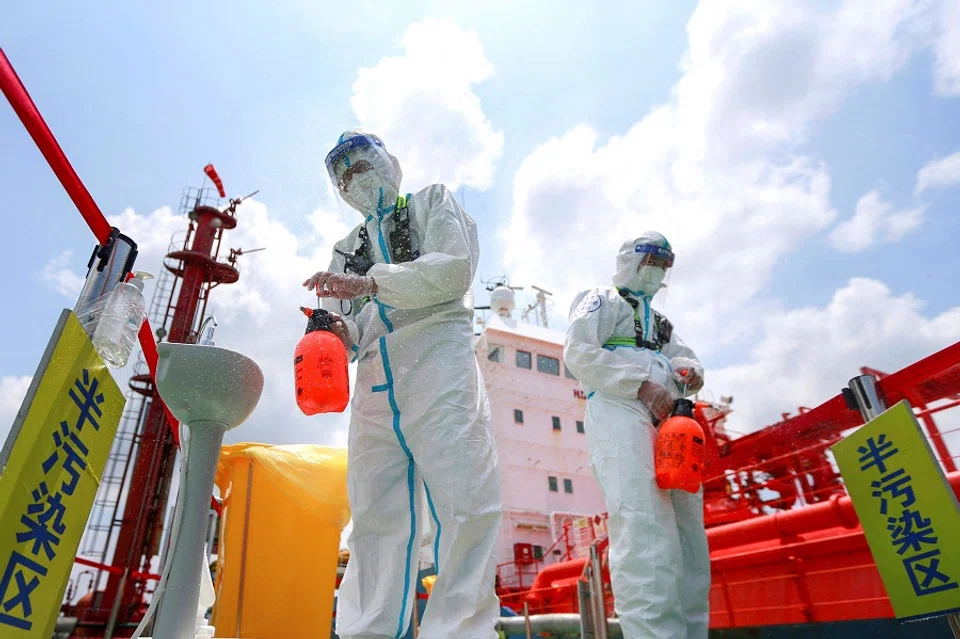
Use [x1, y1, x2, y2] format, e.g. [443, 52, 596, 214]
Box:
[150, 343, 264, 639]
[153, 421, 227, 639]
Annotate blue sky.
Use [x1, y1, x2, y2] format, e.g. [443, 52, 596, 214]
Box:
[2, 0, 960, 444]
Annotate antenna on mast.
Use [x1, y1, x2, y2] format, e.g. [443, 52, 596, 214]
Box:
[521, 285, 553, 328]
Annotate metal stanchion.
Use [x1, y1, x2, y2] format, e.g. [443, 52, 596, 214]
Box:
[578, 576, 595, 639]
[588, 543, 609, 639]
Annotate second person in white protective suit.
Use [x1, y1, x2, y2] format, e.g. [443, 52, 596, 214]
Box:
[303, 131, 503, 639]
[563, 232, 711, 639]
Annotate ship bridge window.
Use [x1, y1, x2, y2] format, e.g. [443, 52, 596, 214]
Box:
[537, 355, 560, 376]
[576, 420, 585, 434]
[488, 345, 503, 363]
[548, 476, 558, 492]
[564, 479, 574, 494]
[516, 350, 532, 369]
[514, 409, 524, 424]
[552, 416, 562, 431]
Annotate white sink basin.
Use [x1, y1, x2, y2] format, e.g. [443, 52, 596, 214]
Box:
[150, 343, 264, 639]
[156, 343, 264, 428]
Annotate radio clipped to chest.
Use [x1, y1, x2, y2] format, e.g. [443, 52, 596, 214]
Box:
[616, 288, 673, 352]
[336, 194, 419, 276]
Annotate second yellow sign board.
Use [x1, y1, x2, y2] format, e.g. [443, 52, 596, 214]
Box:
[832, 400, 960, 621]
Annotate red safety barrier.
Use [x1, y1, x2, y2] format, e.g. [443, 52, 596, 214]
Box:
[0, 50, 112, 243]
[0, 48, 220, 523]
[500, 340, 960, 628]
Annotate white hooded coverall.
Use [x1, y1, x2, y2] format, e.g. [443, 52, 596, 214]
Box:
[325, 179, 502, 637]
[564, 273, 711, 638]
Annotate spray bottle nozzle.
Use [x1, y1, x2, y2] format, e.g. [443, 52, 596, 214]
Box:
[301, 306, 332, 334]
[672, 398, 696, 418]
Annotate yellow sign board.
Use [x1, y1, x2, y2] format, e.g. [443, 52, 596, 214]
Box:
[0, 310, 124, 636]
[831, 400, 960, 622]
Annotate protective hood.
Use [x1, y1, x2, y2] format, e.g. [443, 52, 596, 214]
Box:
[325, 130, 402, 215]
[612, 231, 674, 296]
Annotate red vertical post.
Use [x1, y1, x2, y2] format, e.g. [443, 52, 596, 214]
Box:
[100, 206, 239, 627]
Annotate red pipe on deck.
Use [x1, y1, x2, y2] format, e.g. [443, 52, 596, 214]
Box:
[709, 470, 960, 551]
[73, 556, 160, 582]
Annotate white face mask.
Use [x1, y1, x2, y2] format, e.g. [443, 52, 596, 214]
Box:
[344, 167, 400, 215]
[345, 173, 389, 214]
[635, 265, 666, 295]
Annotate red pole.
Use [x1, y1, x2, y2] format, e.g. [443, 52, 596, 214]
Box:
[104, 209, 231, 619]
[0, 49, 112, 243]
[709, 470, 960, 552]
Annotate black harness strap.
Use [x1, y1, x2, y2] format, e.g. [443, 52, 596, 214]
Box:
[336, 194, 418, 276]
[616, 288, 673, 352]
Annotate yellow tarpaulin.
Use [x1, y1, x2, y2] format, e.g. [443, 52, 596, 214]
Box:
[211, 443, 350, 638]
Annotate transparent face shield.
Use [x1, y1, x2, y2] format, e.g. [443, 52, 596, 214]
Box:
[616, 243, 674, 304]
[636, 249, 673, 309]
[324, 134, 401, 216]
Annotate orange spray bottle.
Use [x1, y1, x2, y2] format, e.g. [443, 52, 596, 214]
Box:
[655, 398, 706, 493]
[294, 304, 350, 415]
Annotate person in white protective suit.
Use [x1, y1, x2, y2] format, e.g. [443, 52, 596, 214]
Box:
[563, 231, 710, 639]
[303, 131, 502, 639]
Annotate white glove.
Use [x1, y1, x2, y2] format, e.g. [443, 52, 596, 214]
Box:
[637, 380, 673, 426]
[303, 272, 376, 300]
[671, 357, 704, 392]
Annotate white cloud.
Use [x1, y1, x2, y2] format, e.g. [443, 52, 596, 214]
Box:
[710, 277, 960, 433]
[350, 18, 504, 192]
[0, 376, 32, 446]
[674, 0, 927, 165]
[41, 251, 86, 299]
[933, 0, 960, 95]
[828, 190, 924, 252]
[915, 151, 960, 194]
[500, 0, 954, 359]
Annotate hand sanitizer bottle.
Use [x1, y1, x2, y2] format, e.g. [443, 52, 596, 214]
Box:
[92, 271, 153, 368]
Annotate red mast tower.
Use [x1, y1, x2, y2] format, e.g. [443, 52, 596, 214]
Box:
[70, 169, 249, 637]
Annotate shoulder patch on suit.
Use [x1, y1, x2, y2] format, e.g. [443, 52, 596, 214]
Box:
[576, 293, 602, 316]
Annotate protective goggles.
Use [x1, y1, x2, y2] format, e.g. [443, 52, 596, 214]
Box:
[634, 243, 675, 268]
[324, 134, 386, 188]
